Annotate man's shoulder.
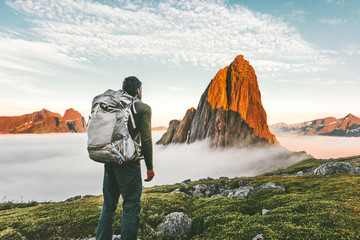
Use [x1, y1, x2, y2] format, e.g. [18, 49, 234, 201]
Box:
[135, 101, 151, 114]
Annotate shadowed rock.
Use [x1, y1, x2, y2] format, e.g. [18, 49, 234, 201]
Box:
[156, 120, 180, 145]
[314, 162, 354, 175]
[171, 107, 196, 143]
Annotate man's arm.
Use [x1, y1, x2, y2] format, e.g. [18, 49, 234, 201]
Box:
[138, 103, 153, 171]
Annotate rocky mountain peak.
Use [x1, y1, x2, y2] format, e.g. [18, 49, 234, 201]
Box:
[63, 108, 82, 121]
[158, 55, 276, 148]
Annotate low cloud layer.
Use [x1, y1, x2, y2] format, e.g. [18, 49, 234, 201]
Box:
[276, 135, 360, 159]
[1, 134, 358, 202]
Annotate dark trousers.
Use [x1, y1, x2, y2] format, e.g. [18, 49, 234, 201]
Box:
[96, 163, 142, 240]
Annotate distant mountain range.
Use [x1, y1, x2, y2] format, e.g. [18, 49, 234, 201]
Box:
[270, 114, 360, 137]
[0, 108, 86, 134]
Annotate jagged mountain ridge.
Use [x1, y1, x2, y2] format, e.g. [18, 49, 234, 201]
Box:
[0, 108, 86, 134]
[270, 114, 360, 137]
[157, 55, 276, 148]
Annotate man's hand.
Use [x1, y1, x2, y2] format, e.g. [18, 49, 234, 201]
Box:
[144, 169, 155, 182]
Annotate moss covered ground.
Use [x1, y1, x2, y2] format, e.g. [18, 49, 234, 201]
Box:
[1, 156, 359, 239]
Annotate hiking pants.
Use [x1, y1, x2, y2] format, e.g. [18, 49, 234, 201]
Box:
[96, 163, 142, 240]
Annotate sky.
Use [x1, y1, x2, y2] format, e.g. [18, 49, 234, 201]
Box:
[0, 0, 359, 126]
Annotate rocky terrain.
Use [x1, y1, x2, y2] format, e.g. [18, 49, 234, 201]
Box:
[157, 55, 276, 148]
[271, 114, 360, 137]
[0, 108, 86, 134]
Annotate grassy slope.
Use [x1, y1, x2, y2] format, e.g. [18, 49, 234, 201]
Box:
[1, 156, 359, 240]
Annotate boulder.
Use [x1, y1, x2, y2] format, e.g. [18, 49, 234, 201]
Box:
[314, 162, 354, 175]
[232, 186, 257, 198]
[192, 184, 208, 197]
[258, 182, 285, 192]
[82, 235, 121, 240]
[352, 166, 360, 174]
[65, 195, 81, 202]
[159, 212, 192, 239]
[262, 209, 271, 215]
[238, 180, 250, 187]
[252, 234, 264, 240]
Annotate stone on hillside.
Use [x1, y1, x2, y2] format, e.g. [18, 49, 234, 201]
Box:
[219, 176, 229, 180]
[314, 162, 354, 175]
[182, 179, 191, 183]
[65, 195, 81, 202]
[159, 212, 192, 239]
[218, 179, 228, 185]
[259, 182, 285, 192]
[82, 235, 122, 240]
[82, 195, 96, 199]
[262, 209, 271, 215]
[238, 180, 250, 187]
[352, 167, 360, 174]
[233, 186, 257, 198]
[181, 182, 189, 189]
[171, 189, 182, 194]
[192, 184, 208, 197]
[252, 234, 264, 240]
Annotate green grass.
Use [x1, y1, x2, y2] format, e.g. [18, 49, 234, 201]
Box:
[1, 156, 359, 239]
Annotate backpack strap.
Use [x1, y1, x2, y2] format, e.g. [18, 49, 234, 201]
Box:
[128, 99, 141, 130]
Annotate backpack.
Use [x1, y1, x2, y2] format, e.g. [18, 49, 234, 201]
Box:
[87, 89, 143, 164]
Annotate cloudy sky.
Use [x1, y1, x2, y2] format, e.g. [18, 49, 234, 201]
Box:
[0, 0, 359, 126]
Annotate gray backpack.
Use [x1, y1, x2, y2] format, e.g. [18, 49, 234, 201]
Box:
[87, 89, 143, 164]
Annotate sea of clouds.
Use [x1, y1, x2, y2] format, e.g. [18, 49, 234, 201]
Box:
[0, 133, 359, 202]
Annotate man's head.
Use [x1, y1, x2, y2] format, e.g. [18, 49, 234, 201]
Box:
[122, 76, 142, 100]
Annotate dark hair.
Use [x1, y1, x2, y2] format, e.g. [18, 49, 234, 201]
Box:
[122, 76, 142, 97]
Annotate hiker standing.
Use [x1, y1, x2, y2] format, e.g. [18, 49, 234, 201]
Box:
[95, 76, 154, 240]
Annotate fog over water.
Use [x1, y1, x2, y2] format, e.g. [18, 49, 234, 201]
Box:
[0, 133, 359, 202]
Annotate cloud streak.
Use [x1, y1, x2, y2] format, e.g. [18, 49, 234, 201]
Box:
[5, 0, 331, 72]
[318, 18, 347, 26]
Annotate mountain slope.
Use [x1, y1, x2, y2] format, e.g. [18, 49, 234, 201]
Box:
[271, 114, 360, 137]
[0, 108, 86, 134]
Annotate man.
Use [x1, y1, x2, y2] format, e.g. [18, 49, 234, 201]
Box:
[96, 76, 155, 240]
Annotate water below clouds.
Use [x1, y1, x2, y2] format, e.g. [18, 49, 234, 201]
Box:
[0, 133, 359, 202]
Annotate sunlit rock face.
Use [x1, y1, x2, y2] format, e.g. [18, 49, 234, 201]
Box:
[0, 108, 86, 134]
[157, 55, 276, 148]
[271, 114, 360, 137]
[188, 55, 277, 148]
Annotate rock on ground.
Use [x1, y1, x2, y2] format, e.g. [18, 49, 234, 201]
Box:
[252, 234, 264, 240]
[259, 182, 285, 192]
[159, 212, 192, 239]
[314, 162, 354, 175]
[232, 186, 257, 198]
[82, 235, 121, 240]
